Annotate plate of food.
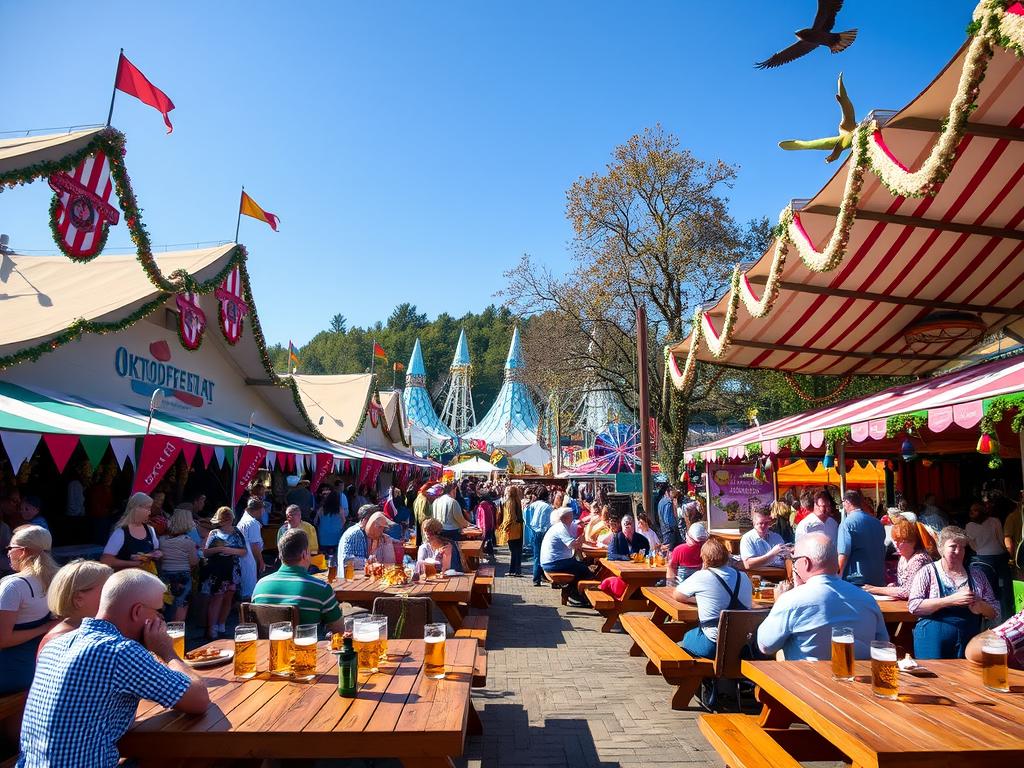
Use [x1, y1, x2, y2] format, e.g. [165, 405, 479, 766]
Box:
[184, 646, 233, 668]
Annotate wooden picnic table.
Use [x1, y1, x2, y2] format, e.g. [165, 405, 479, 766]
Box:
[743, 565, 788, 582]
[328, 573, 476, 630]
[598, 558, 666, 600]
[581, 544, 607, 562]
[736, 659, 1024, 768]
[123, 638, 480, 768]
[458, 539, 483, 571]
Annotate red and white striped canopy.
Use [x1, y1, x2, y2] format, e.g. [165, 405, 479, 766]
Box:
[670, 40, 1024, 378]
[686, 354, 1024, 462]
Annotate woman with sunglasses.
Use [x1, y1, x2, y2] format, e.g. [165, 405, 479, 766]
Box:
[0, 525, 60, 693]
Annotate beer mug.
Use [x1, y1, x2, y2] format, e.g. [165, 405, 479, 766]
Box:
[370, 614, 389, 665]
[343, 557, 355, 580]
[293, 623, 318, 681]
[353, 617, 382, 673]
[234, 623, 258, 679]
[980, 631, 1010, 693]
[167, 621, 186, 659]
[269, 622, 294, 678]
[870, 640, 898, 700]
[424, 622, 446, 680]
[830, 626, 855, 681]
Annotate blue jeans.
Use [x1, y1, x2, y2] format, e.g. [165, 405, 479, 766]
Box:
[913, 616, 975, 659]
[681, 625, 718, 659]
[530, 530, 547, 582]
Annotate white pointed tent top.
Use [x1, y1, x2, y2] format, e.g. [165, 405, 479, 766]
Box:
[408, 338, 427, 377]
[451, 328, 471, 368]
[505, 326, 525, 370]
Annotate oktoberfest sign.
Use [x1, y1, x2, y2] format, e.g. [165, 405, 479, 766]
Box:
[48, 151, 121, 261]
[215, 266, 248, 345]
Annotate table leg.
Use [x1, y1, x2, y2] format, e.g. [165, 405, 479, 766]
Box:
[649, 605, 670, 626]
[755, 688, 799, 729]
[468, 701, 483, 735]
[600, 609, 621, 633]
[438, 602, 465, 630]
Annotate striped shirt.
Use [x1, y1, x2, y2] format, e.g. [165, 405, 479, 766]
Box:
[250, 564, 341, 626]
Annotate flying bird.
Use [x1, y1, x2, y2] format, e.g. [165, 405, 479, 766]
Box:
[779, 72, 858, 163]
[755, 0, 858, 70]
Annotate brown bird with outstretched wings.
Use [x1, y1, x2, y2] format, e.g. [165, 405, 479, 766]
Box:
[755, 0, 858, 70]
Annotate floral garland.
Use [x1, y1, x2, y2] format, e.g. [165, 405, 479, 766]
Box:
[667, 0, 1022, 391]
[885, 412, 928, 439]
[979, 392, 1024, 434]
[783, 371, 855, 405]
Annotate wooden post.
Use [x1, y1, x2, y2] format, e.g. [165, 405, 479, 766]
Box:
[636, 306, 652, 523]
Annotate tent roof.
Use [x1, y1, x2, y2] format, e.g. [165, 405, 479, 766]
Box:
[0, 128, 104, 176]
[462, 327, 539, 451]
[776, 459, 887, 489]
[669, 32, 1024, 378]
[685, 353, 1024, 462]
[289, 374, 375, 443]
[449, 456, 502, 474]
[452, 329, 471, 368]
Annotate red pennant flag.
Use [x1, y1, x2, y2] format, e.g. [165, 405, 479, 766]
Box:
[233, 445, 268, 501]
[180, 442, 198, 468]
[199, 444, 214, 467]
[310, 453, 334, 494]
[43, 434, 79, 474]
[115, 52, 175, 133]
[132, 435, 185, 494]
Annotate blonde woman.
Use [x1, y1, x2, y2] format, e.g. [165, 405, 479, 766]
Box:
[160, 506, 200, 622]
[202, 507, 247, 640]
[37, 558, 113, 656]
[0, 525, 60, 693]
[499, 485, 524, 576]
[101, 492, 163, 571]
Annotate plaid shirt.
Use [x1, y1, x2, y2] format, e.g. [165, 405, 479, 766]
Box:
[995, 609, 1024, 669]
[19, 618, 190, 768]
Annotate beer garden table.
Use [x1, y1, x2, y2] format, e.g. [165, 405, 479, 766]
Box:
[327, 572, 476, 630]
[581, 544, 607, 562]
[598, 558, 666, 600]
[729, 659, 1024, 768]
[123, 638, 480, 768]
[457, 539, 483, 571]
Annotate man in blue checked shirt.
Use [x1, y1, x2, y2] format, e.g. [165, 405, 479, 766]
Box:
[18, 570, 209, 768]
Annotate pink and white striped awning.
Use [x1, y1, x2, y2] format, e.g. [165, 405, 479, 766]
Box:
[685, 354, 1024, 462]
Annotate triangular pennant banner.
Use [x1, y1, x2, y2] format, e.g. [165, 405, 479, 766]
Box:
[199, 444, 214, 467]
[79, 435, 110, 468]
[180, 441, 198, 468]
[43, 433, 80, 474]
[234, 445, 268, 500]
[109, 437, 136, 469]
[310, 453, 333, 494]
[0, 431, 41, 473]
[224, 447, 235, 467]
[213, 446, 225, 467]
[266, 451, 276, 469]
[132, 435, 184, 494]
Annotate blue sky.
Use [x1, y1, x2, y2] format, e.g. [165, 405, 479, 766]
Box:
[2, 1, 973, 346]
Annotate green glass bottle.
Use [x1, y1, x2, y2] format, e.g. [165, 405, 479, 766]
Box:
[338, 635, 358, 697]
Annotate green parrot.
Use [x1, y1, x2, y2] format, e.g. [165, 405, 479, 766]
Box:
[779, 73, 857, 163]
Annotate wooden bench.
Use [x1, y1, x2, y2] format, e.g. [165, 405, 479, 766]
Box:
[544, 570, 576, 605]
[583, 588, 648, 632]
[472, 648, 487, 688]
[472, 565, 494, 609]
[454, 614, 489, 649]
[620, 613, 713, 709]
[698, 714, 801, 768]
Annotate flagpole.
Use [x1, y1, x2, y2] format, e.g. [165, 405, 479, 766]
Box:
[234, 185, 244, 243]
[370, 340, 376, 376]
[106, 48, 124, 126]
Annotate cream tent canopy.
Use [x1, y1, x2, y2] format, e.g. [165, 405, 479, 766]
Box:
[448, 456, 503, 476]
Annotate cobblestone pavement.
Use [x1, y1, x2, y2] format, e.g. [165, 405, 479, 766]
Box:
[458, 552, 725, 768]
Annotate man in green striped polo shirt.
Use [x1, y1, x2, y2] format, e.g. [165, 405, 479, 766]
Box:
[251, 529, 343, 631]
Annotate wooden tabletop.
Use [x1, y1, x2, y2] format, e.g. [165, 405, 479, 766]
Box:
[581, 545, 607, 560]
[123, 638, 479, 767]
[642, 586, 774, 624]
[458, 539, 483, 567]
[599, 558, 665, 580]
[743, 565, 788, 581]
[742, 659, 1024, 768]
[328, 572, 476, 629]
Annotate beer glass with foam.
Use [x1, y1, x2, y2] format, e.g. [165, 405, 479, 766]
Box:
[870, 640, 898, 700]
[269, 622, 294, 678]
[981, 632, 1010, 692]
[831, 626, 855, 681]
[424, 622, 446, 679]
[234, 623, 258, 678]
[370, 615, 388, 665]
[293, 623, 318, 681]
[167, 622, 186, 659]
[353, 617, 381, 673]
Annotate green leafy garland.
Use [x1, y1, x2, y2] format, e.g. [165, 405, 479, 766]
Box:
[777, 436, 802, 454]
[979, 393, 1024, 434]
[885, 412, 928, 439]
[743, 441, 763, 458]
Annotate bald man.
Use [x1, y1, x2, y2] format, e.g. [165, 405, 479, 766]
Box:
[757, 532, 887, 661]
[19, 569, 209, 768]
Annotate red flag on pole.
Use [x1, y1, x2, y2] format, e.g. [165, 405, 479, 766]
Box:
[115, 52, 175, 133]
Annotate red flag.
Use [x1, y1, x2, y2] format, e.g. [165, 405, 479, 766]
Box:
[115, 52, 176, 133]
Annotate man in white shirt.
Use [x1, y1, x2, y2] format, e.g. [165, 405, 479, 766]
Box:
[235, 498, 264, 599]
[757, 533, 887, 661]
[740, 508, 790, 569]
[432, 483, 470, 541]
[794, 490, 839, 544]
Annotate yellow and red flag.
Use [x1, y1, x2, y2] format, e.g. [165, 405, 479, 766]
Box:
[240, 191, 280, 231]
[287, 341, 300, 373]
[373, 342, 387, 362]
[393, 361, 405, 372]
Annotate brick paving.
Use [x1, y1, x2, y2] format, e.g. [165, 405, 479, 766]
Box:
[458, 552, 724, 768]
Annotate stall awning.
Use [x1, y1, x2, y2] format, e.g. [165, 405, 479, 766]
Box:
[686, 354, 1024, 462]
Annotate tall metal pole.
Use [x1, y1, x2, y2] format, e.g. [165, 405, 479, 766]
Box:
[106, 49, 123, 127]
[234, 186, 244, 243]
[636, 306, 653, 520]
[553, 390, 562, 476]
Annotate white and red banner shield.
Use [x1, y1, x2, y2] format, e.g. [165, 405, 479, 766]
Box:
[47, 151, 120, 261]
[215, 266, 248, 344]
[175, 292, 207, 350]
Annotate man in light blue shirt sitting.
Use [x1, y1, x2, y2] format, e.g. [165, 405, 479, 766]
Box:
[540, 507, 589, 605]
[740, 508, 790, 570]
[837, 489, 886, 586]
[757, 532, 887, 661]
